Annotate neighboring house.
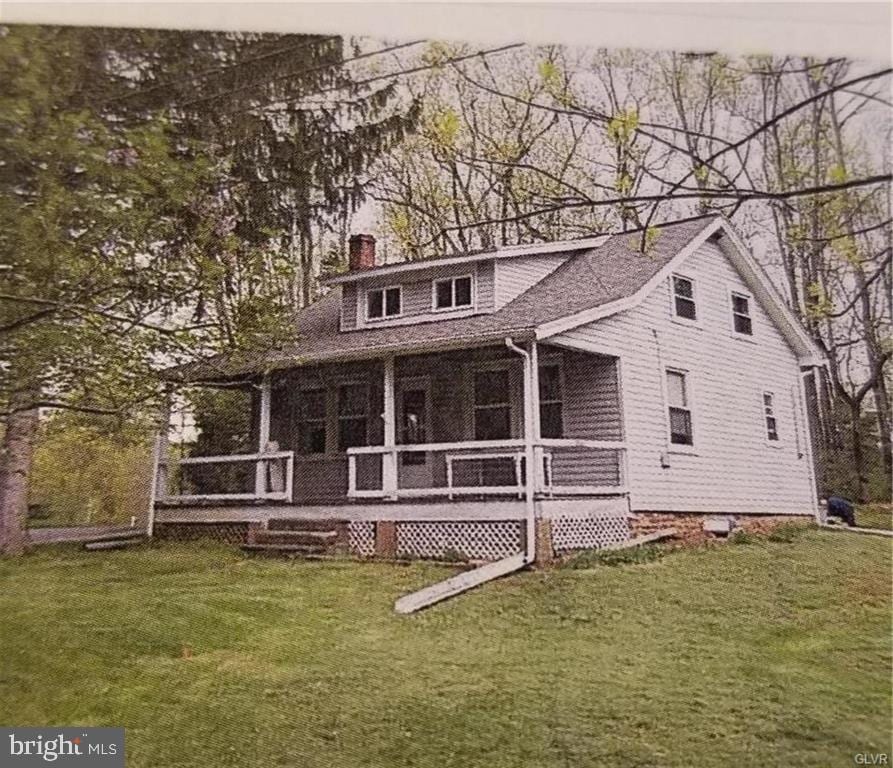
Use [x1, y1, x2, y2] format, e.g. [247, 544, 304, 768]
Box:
[155, 215, 824, 563]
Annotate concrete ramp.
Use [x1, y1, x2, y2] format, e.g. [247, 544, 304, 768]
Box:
[394, 553, 528, 614]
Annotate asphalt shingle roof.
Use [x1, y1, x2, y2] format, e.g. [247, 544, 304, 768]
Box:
[172, 216, 717, 381]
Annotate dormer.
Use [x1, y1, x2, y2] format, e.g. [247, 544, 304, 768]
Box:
[339, 260, 495, 331]
[327, 234, 609, 332]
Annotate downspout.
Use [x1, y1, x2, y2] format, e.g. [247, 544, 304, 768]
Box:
[652, 328, 672, 468]
[799, 365, 824, 524]
[505, 337, 537, 565]
[391, 337, 538, 614]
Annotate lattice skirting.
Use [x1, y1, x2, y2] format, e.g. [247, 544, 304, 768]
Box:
[396, 520, 523, 561]
[551, 514, 630, 554]
[348, 521, 376, 557]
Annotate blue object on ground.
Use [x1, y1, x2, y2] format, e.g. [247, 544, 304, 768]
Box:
[827, 496, 856, 526]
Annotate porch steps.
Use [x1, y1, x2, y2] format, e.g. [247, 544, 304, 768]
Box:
[241, 518, 348, 559]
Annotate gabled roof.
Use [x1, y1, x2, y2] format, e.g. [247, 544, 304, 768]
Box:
[169, 214, 822, 382]
[536, 215, 825, 366]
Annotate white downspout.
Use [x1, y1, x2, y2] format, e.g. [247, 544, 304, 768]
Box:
[391, 337, 538, 614]
[505, 337, 536, 565]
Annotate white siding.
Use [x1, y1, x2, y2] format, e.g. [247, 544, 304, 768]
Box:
[344, 261, 496, 330]
[494, 253, 569, 308]
[552, 241, 816, 516]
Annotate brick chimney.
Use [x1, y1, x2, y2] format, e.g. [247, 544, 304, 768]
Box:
[348, 234, 376, 271]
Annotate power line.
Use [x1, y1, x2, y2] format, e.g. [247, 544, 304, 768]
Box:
[107, 35, 339, 105]
[226, 42, 526, 118]
[177, 39, 427, 111]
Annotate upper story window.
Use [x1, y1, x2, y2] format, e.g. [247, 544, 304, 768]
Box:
[539, 363, 564, 439]
[672, 275, 697, 321]
[433, 275, 473, 311]
[763, 392, 779, 442]
[366, 286, 401, 320]
[666, 369, 693, 445]
[731, 291, 753, 336]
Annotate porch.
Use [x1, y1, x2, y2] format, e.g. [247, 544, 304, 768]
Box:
[154, 342, 628, 510]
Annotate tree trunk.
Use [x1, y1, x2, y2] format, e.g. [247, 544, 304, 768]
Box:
[849, 401, 867, 503]
[872, 378, 892, 499]
[0, 396, 39, 556]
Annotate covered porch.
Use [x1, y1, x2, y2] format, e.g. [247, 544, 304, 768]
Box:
[154, 340, 628, 510]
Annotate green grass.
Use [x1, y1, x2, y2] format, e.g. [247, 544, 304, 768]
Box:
[1, 530, 890, 768]
[857, 503, 893, 531]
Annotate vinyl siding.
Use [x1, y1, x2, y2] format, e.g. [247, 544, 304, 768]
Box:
[340, 283, 358, 330]
[551, 241, 816, 515]
[550, 350, 622, 487]
[342, 261, 496, 330]
[494, 253, 569, 308]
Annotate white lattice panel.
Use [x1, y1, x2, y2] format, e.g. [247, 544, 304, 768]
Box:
[396, 521, 522, 562]
[552, 514, 630, 553]
[348, 521, 376, 557]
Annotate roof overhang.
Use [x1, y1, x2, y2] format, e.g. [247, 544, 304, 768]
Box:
[164, 327, 538, 384]
[321, 235, 609, 286]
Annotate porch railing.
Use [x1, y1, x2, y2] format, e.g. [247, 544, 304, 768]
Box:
[346, 439, 627, 500]
[156, 451, 294, 503]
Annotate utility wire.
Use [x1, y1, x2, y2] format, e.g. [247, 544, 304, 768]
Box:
[176, 39, 427, 110]
[107, 35, 339, 104]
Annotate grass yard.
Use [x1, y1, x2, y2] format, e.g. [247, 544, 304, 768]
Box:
[857, 503, 893, 531]
[1, 529, 890, 768]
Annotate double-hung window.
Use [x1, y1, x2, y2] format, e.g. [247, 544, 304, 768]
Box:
[366, 286, 401, 320]
[338, 383, 369, 450]
[672, 275, 697, 321]
[298, 389, 327, 455]
[731, 292, 753, 336]
[763, 392, 779, 442]
[538, 364, 564, 439]
[473, 368, 511, 440]
[433, 275, 473, 311]
[666, 369, 693, 446]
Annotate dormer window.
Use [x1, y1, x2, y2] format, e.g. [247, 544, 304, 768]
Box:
[366, 286, 401, 320]
[433, 275, 473, 311]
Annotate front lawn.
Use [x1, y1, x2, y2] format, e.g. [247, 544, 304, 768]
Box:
[857, 503, 893, 531]
[1, 529, 890, 767]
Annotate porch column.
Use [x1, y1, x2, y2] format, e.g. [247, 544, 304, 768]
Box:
[147, 387, 171, 537]
[382, 355, 398, 499]
[530, 341, 544, 491]
[523, 341, 538, 551]
[255, 373, 272, 496]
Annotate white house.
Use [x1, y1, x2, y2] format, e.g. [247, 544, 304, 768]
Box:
[154, 214, 824, 567]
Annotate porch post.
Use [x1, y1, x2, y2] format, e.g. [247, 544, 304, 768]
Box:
[523, 342, 538, 556]
[382, 355, 398, 499]
[530, 341, 543, 491]
[147, 387, 171, 537]
[255, 373, 272, 496]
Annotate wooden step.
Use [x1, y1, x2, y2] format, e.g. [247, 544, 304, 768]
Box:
[241, 543, 331, 557]
[267, 518, 346, 532]
[84, 536, 146, 551]
[253, 530, 337, 546]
